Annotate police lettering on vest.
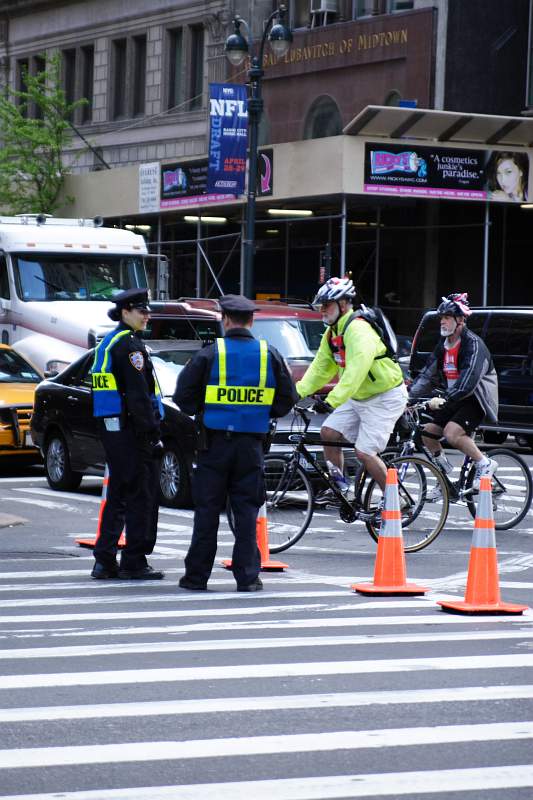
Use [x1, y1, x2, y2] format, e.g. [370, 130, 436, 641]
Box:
[204, 337, 276, 433]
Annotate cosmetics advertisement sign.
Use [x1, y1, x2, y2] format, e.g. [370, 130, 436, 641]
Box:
[364, 143, 530, 203]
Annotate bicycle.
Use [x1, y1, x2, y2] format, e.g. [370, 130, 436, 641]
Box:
[254, 405, 450, 554]
[388, 402, 533, 530]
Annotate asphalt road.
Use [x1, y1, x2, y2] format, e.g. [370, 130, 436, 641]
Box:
[0, 458, 532, 799]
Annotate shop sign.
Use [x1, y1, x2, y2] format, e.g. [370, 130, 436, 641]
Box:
[160, 161, 235, 210]
[138, 163, 160, 213]
[364, 143, 530, 203]
[207, 82, 248, 195]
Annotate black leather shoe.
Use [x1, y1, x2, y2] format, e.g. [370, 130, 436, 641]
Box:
[91, 562, 119, 580]
[118, 565, 165, 580]
[179, 576, 207, 591]
[237, 577, 263, 592]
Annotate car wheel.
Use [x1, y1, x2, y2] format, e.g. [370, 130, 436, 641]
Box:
[44, 432, 83, 491]
[483, 431, 508, 445]
[158, 443, 191, 508]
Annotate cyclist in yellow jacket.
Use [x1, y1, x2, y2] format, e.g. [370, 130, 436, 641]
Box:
[296, 277, 407, 498]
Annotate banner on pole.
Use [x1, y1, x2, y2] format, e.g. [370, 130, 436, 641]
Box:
[207, 83, 248, 195]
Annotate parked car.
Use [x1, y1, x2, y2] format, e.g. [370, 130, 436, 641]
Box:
[409, 307, 533, 447]
[146, 298, 326, 386]
[31, 340, 202, 506]
[0, 345, 42, 464]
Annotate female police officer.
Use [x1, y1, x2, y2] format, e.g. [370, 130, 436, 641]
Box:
[173, 294, 297, 592]
[90, 288, 165, 580]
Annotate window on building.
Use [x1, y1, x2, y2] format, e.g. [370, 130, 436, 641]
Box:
[132, 35, 147, 116]
[189, 25, 204, 110]
[168, 28, 183, 110]
[62, 48, 76, 110]
[16, 58, 29, 116]
[81, 45, 94, 123]
[303, 96, 343, 139]
[112, 38, 127, 119]
[31, 55, 46, 120]
[291, 0, 311, 29]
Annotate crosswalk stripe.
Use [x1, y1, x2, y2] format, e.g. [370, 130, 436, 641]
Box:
[6, 612, 531, 641]
[2, 684, 532, 724]
[1, 721, 532, 770]
[3, 765, 533, 799]
[2, 629, 533, 661]
[2, 653, 533, 690]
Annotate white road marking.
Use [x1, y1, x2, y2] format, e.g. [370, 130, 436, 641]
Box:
[3, 765, 533, 799]
[2, 653, 533, 690]
[5, 612, 531, 641]
[2, 629, 533, 660]
[1, 721, 532, 769]
[2, 684, 532, 724]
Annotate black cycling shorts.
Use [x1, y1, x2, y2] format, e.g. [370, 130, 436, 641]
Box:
[431, 396, 485, 435]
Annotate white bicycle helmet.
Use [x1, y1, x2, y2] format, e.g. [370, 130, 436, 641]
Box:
[313, 277, 357, 305]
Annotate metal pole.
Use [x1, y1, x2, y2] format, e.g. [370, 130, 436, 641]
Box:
[156, 215, 163, 299]
[243, 59, 263, 299]
[284, 221, 290, 297]
[482, 201, 489, 306]
[373, 206, 381, 306]
[340, 195, 347, 276]
[196, 216, 202, 297]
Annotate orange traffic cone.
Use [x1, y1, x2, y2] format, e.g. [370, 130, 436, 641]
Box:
[352, 467, 428, 596]
[222, 501, 288, 572]
[76, 465, 126, 549]
[438, 476, 528, 615]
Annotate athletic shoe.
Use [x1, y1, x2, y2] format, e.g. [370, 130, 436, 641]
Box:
[472, 458, 498, 491]
[426, 484, 443, 502]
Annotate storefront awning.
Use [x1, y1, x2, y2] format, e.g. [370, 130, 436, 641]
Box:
[344, 105, 533, 148]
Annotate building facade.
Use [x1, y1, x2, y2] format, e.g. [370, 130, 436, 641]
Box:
[0, 0, 532, 333]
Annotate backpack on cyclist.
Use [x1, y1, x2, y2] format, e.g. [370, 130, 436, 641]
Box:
[328, 304, 398, 366]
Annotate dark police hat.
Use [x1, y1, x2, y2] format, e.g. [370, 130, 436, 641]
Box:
[218, 294, 259, 314]
[108, 289, 151, 321]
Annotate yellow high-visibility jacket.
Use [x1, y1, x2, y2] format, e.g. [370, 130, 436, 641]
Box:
[296, 310, 404, 408]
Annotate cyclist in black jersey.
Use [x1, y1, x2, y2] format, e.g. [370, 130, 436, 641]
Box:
[409, 292, 499, 491]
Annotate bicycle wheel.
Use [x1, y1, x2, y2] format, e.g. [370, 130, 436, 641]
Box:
[465, 448, 533, 529]
[363, 455, 449, 552]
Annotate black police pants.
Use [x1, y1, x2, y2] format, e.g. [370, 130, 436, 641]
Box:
[94, 426, 159, 571]
[184, 432, 263, 587]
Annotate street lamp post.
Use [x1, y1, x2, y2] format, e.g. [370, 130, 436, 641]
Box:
[224, 6, 292, 298]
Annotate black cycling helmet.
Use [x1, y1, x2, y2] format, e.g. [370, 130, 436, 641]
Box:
[437, 292, 472, 318]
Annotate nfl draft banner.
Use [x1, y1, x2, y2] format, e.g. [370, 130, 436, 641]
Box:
[207, 83, 248, 195]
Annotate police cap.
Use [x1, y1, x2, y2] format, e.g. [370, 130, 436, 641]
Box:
[108, 289, 151, 320]
[219, 294, 259, 314]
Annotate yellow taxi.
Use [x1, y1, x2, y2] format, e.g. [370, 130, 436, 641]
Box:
[0, 345, 42, 462]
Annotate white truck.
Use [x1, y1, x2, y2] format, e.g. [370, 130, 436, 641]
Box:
[0, 214, 166, 374]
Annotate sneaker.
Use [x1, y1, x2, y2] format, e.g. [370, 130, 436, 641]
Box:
[472, 458, 498, 491]
[426, 485, 443, 502]
[237, 577, 263, 593]
[314, 487, 348, 506]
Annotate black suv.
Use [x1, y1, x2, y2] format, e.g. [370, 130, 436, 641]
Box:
[409, 307, 533, 447]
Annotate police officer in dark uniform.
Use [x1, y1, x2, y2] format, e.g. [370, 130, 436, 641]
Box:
[173, 294, 297, 592]
[90, 288, 165, 580]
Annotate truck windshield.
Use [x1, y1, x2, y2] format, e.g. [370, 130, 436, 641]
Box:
[12, 254, 147, 301]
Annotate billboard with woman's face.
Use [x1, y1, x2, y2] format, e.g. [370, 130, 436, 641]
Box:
[485, 151, 529, 202]
[363, 143, 531, 203]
